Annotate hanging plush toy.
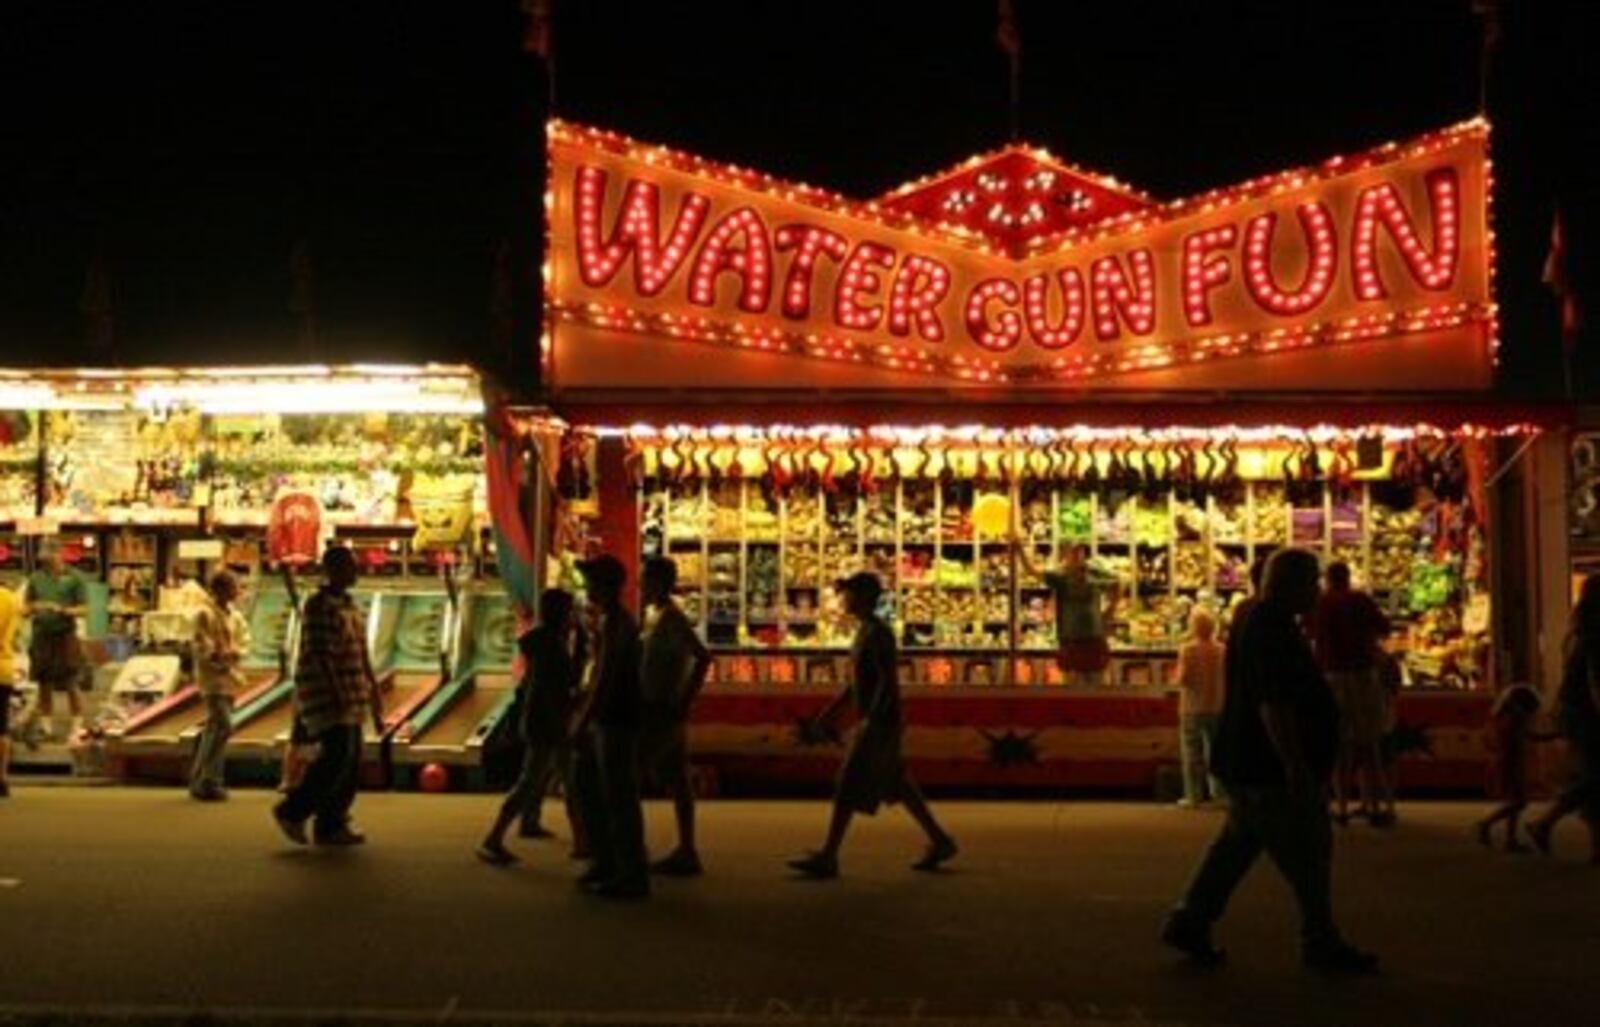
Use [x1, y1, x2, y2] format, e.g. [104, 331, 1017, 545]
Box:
[711, 441, 738, 480]
[691, 433, 713, 480]
[1027, 446, 1049, 482]
[556, 436, 579, 499]
[972, 492, 1011, 539]
[672, 434, 696, 485]
[1046, 440, 1065, 482]
[656, 435, 682, 483]
[623, 433, 648, 489]
[1141, 444, 1166, 499]
[411, 475, 476, 555]
[1328, 437, 1356, 506]
[1080, 440, 1101, 489]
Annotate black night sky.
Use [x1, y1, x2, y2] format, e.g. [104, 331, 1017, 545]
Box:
[0, 1, 1593, 397]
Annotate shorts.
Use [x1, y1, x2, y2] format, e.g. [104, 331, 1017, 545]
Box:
[0, 684, 13, 735]
[1328, 669, 1386, 747]
[836, 720, 907, 816]
[28, 632, 84, 690]
[638, 715, 689, 789]
[1059, 638, 1110, 674]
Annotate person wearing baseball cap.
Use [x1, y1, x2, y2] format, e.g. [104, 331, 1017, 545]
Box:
[569, 552, 650, 899]
[787, 571, 957, 879]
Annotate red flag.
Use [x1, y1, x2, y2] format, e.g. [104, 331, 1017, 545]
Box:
[523, 0, 552, 58]
[996, 0, 1021, 56]
[1543, 206, 1583, 352]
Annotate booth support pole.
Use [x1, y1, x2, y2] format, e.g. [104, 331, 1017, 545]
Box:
[1531, 432, 1572, 699]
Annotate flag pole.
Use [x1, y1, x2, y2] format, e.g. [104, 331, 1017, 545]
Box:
[1009, 50, 1021, 142]
[997, 0, 1021, 142]
[1472, 1, 1500, 115]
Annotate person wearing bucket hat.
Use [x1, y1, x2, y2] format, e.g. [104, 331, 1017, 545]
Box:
[570, 552, 650, 899]
[787, 571, 957, 879]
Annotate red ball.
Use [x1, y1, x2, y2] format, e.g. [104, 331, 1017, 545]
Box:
[418, 763, 450, 793]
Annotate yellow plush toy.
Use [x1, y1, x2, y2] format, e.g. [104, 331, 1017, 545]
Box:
[410, 474, 476, 553]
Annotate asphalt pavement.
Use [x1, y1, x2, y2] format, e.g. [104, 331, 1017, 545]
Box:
[1, 788, 1596, 1026]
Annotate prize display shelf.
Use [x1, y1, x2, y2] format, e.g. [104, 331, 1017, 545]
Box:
[0, 410, 38, 522]
[104, 531, 159, 639]
[638, 475, 1486, 691]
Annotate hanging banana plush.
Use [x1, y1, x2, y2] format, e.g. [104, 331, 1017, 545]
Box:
[623, 432, 648, 489]
[1028, 446, 1050, 482]
[1081, 440, 1101, 489]
[691, 432, 713, 480]
[818, 442, 839, 493]
[672, 434, 696, 485]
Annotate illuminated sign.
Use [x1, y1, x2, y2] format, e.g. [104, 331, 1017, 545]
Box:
[546, 119, 1493, 392]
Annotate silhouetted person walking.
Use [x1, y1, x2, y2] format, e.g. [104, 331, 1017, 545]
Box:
[1475, 683, 1553, 852]
[272, 547, 383, 847]
[1162, 548, 1377, 973]
[788, 572, 956, 879]
[1526, 573, 1600, 863]
[478, 588, 585, 865]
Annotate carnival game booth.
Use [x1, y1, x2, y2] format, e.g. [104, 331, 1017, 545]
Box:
[538, 115, 1546, 795]
[0, 365, 494, 782]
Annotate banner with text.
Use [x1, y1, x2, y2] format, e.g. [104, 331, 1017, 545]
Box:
[546, 119, 1493, 392]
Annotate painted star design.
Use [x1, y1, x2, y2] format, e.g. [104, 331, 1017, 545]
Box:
[980, 728, 1042, 767]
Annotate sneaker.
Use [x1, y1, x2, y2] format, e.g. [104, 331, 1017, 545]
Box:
[313, 828, 367, 847]
[190, 786, 228, 802]
[651, 849, 704, 877]
[787, 851, 839, 879]
[272, 804, 309, 846]
[1304, 942, 1380, 975]
[518, 824, 557, 840]
[1160, 913, 1226, 967]
[0, 780, 9, 799]
[912, 836, 959, 872]
[1369, 811, 1397, 829]
[1176, 798, 1196, 809]
[476, 844, 519, 867]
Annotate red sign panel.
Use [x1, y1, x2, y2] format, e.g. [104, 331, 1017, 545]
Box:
[546, 119, 1493, 393]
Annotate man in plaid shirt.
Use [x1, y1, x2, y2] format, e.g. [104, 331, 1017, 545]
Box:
[272, 547, 383, 846]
